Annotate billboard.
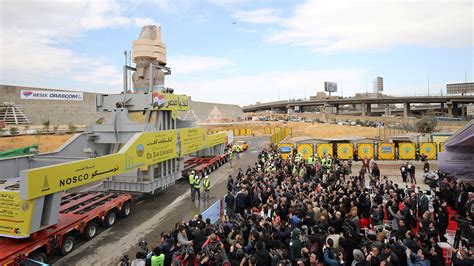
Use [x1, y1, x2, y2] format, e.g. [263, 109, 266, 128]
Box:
[378, 143, 395, 160]
[20, 90, 83, 101]
[337, 143, 353, 160]
[398, 142, 416, 160]
[324, 82, 337, 92]
[357, 143, 374, 159]
[297, 143, 314, 159]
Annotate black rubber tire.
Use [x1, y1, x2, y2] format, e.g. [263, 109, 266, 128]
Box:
[29, 252, 47, 263]
[84, 222, 98, 240]
[104, 211, 117, 228]
[120, 202, 131, 218]
[61, 235, 75, 256]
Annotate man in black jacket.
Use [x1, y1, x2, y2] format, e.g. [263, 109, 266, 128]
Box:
[225, 189, 235, 217]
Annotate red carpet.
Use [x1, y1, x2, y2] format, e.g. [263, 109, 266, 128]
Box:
[446, 207, 458, 232]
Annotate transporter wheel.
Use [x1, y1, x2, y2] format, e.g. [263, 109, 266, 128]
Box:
[104, 211, 117, 228]
[120, 202, 132, 218]
[61, 235, 76, 256]
[29, 252, 47, 262]
[84, 222, 98, 240]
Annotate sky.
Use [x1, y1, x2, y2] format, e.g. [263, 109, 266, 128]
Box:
[0, 0, 472, 106]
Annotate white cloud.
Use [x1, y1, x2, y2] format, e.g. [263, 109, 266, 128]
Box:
[167, 68, 367, 105]
[0, 0, 156, 88]
[73, 65, 122, 86]
[207, 0, 251, 6]
[168, 55, 234, 75]
[234, 8, 283, 24]
[241, 0, 473, 52]
[235, 27, 258, 33]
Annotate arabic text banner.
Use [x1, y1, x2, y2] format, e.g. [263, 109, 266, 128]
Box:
[0, 190, 36, 238]
[20, 154, 125, 200]
[181, 128, 207, 155]
[123, 131, 178, 171]
[207, 132, 228, 147]
[152, 92, 189, 111]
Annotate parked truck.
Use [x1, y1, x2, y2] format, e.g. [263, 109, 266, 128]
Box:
[0, 192, 132, 265]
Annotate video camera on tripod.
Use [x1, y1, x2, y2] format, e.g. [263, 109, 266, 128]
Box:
[451, 215, 474, 249]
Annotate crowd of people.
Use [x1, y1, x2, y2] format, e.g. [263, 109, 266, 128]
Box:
[127, 145, 473, 266]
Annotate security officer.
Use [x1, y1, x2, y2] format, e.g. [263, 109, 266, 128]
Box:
[188, 170, 195, 197]
[295, 153, 302, 163]
[321, 156, 327, 174]
[307, 155, 314, 166]
[203, 175, 211, 201]
[192, 174, 201, 201]
[327, 155, 333, 172]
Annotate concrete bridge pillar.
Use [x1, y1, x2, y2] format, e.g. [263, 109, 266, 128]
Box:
[361, 103, 371, 116]
[334, 104, 339, 115]
[403, 103, 411, 117]
[440, 103, 445, 115]
[453, 102, 459, 117]
[385, 106, 391, 116]
[446, 102, 453, 117]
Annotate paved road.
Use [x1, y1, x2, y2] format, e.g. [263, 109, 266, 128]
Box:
[55, 136, 267, 266]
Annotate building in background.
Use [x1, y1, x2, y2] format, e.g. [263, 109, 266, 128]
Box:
[446, 82, 474, 95]
[373, 77, 383, 93]
[0, 85, 243, 125]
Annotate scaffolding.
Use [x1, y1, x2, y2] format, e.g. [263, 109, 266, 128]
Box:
[0, 102, 31, 125]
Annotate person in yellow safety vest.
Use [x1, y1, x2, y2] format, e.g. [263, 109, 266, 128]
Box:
[192, 175, 201, 201]
[203, 175, 211, 201]
[188, 171, 195, 197]
[295, 153, 302, 163]
[292, 165, 298, 176]
[327, 155, 333, 173]
[299, 167, 305, 177]
[151, 247, 165, 266]
[307, 155, 314, 166]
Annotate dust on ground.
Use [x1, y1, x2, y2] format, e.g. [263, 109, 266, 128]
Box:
[0, 134, 73, 153]
[205, 122, 383, 139]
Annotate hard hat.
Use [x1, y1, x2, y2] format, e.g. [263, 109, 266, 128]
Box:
[192, 170, 195, 174]
[205, 175, 209, 178]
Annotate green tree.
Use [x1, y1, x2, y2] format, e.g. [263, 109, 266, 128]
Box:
[9, 127, 18, 141]
[42, 120, 50, 132]
[415, 116, 438, 133]
[35, 130, 43, 145]
[68, 123, 77, 133]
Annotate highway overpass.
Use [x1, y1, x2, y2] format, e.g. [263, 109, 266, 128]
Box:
[242, 95, 474, 117]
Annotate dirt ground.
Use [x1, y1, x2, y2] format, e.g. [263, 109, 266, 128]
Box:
[205, 121, 386, 139]
[0, 134, 73, 153]
[0, 118, 465, 153]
